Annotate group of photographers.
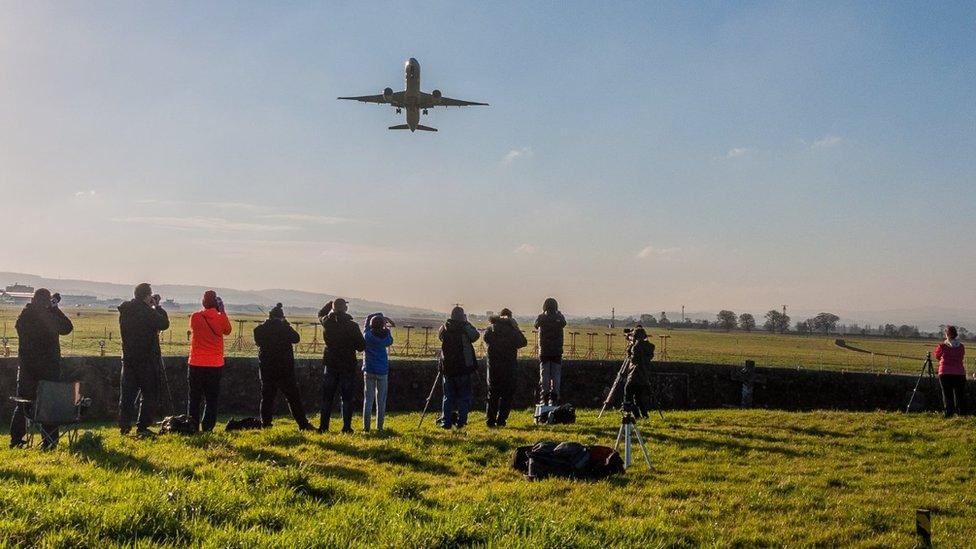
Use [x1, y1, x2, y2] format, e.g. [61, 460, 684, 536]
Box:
[8, 284, 970, 447]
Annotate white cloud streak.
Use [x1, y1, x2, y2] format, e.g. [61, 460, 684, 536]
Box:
[116, 216, 297, 232]
[636, 245, 681, 259]
[724, 147, 750, 159]
[811, 135, 842, 149]
[502, 147, 534, 165]
[514, 243, 538, 255]
[257, 214, 352, 225]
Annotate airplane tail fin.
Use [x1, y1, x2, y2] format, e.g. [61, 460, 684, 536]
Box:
[388, 124, 410, 130]
[415, 125, 438, 132]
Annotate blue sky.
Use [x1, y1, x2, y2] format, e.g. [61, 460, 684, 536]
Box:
[1, 2, 974, 316]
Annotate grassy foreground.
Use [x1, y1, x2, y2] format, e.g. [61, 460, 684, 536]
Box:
[1, 409, 974, 547]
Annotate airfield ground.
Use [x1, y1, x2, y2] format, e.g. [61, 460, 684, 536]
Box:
[0, 409, 973, 547]
[0, 306, 955, 374]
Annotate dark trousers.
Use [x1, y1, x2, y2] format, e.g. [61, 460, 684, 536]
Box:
[10, 368, 60, 447]
[625, 378, 651, 419]
[320, 367, 356, 431]
[187, 366, 222, 432]
[940, 374, 967, 418]
[260, 367, 311, 428]
[441, 374, 473, 429]
[120, 359, 160, 430]
[486, 366, 515, 426]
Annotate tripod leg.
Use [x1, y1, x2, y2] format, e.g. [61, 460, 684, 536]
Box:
[624, 425, 632, 469]
[632, 425, 653, 469]
[417, 373, 441, 428]
[614, 423, 625, 451]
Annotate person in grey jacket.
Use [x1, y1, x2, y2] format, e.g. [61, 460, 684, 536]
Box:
[438, 306, 480, 429]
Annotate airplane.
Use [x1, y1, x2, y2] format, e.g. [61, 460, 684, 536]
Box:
[338, 58, 488, 132]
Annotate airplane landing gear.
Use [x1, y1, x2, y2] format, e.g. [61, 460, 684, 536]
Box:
[422, 109, 428, 115]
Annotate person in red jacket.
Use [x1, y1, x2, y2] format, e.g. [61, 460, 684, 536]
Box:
[187, 290, 232, 431]
[934, 325, 966, 418]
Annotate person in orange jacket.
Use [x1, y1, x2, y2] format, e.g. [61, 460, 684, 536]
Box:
[187, 290, 232, 432]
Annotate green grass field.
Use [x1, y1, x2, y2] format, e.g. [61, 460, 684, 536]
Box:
[1, 409, 973, 547]
[0, 306, 961, 374]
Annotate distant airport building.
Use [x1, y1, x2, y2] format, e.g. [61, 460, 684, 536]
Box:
[0, 283, 35, 305]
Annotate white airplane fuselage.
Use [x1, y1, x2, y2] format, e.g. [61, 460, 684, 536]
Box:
[404, 57, 421, 130]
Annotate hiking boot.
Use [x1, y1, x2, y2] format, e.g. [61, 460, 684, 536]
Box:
[136, 428, 157, 439]
[9, 439, 27, 449]
[298, 423, 315, 432]
[341, 426, 354, 434]
[120, 425, 132, 436]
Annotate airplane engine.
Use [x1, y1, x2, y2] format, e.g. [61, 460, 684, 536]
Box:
[431, 89, 442, 103]
[383, 87, 393, 101]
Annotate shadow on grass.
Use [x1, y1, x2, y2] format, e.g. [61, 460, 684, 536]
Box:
[315, 440, 453, 475]
[235, 445, 299, 468]
[0, 467, 39, 483]
[654, 431, 807, 458]
[69, 434, 159, 473]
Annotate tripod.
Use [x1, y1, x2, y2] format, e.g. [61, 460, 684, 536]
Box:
[906, 353, 941, 413]
[614, 405, 652, 470]
[599, 356, 665, 420]
[418, 354, 444, 428]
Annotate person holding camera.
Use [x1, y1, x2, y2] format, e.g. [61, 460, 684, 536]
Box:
[624, 327, 655, 419]
[534, 297, 567, 405]
[118, 283, 170, 437]
[318, 298, 365, 433]
[484, 308, 528, 428]
[362, 312, 394, 432]
[186, 290, 232, 432]
[9, 289, 74, 449]
[438, 306, 480, 429]
[254, 303, 314, 431]
[934, 325, 966, 418]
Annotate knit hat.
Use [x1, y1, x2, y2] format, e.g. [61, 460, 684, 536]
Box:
[270, 303, 284, 319]
[543, 298, 559, 313]
[202, 290, 218, 309]
[499, 308, 513, 317]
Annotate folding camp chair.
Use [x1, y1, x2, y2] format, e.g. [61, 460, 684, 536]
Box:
[9, 380, 91, 447]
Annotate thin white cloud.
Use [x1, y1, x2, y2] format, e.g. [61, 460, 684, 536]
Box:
[514, 243, 538, 255]
[502, 147, 534, 165]
[724, 147, 750, 159]
[636, 245, 681, 259]
[258, 214, 352, 225]
[811, 135, 842, 149]
[116, 216, 297, 232]
[74, 190, 96, 197]
[194, 238, 414, 264]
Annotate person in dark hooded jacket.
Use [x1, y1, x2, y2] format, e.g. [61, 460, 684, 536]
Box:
[10, 288, 73, 449]
[624, 327, 655, 418]
[118, 283, 170, 436]
[254, 303, 313, 430]
[483, 308, 528, 427]
[318, 298, 365, 433]
[438, 306, 480, 429]
[534, 297, 567, 405]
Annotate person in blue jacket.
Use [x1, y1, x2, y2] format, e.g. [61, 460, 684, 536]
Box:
[362, 312, 394, 432]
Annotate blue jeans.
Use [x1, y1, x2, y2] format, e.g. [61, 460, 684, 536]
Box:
[363, 373, 388, 430]
[441, 374, 473, 429]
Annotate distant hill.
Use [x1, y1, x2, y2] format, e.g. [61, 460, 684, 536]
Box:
[0, 272, 443, 319]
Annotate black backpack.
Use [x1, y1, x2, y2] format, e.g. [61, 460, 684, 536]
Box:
[536, 404, 576, 425]
[159, 415, 197, 435]
[225, 417, 264, 432]
[512, 442, 625, 480]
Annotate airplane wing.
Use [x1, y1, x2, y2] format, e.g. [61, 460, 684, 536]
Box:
[418, 92, 489, 108]
[337, 91, 406, 107]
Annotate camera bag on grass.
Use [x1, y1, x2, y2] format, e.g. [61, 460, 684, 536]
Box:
[225, 417, 264, 432]
[513, 441, 624, 480]
[535, 403, 576, 424]
[159, 415, 198, 435]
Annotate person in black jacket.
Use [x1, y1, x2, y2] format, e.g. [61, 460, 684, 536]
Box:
[438, 306, 480, 429]
[10, 288, 73, 449]
[254, 303, 313, 430]
[483, 308, 528, 428]
[318, 298, 365, 433]
[118, 283, 170, 437]
[624, 327, 655, 418]
[534, 297, 567, 405]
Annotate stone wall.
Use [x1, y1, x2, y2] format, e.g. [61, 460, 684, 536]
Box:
[0, 357, 970, 423]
